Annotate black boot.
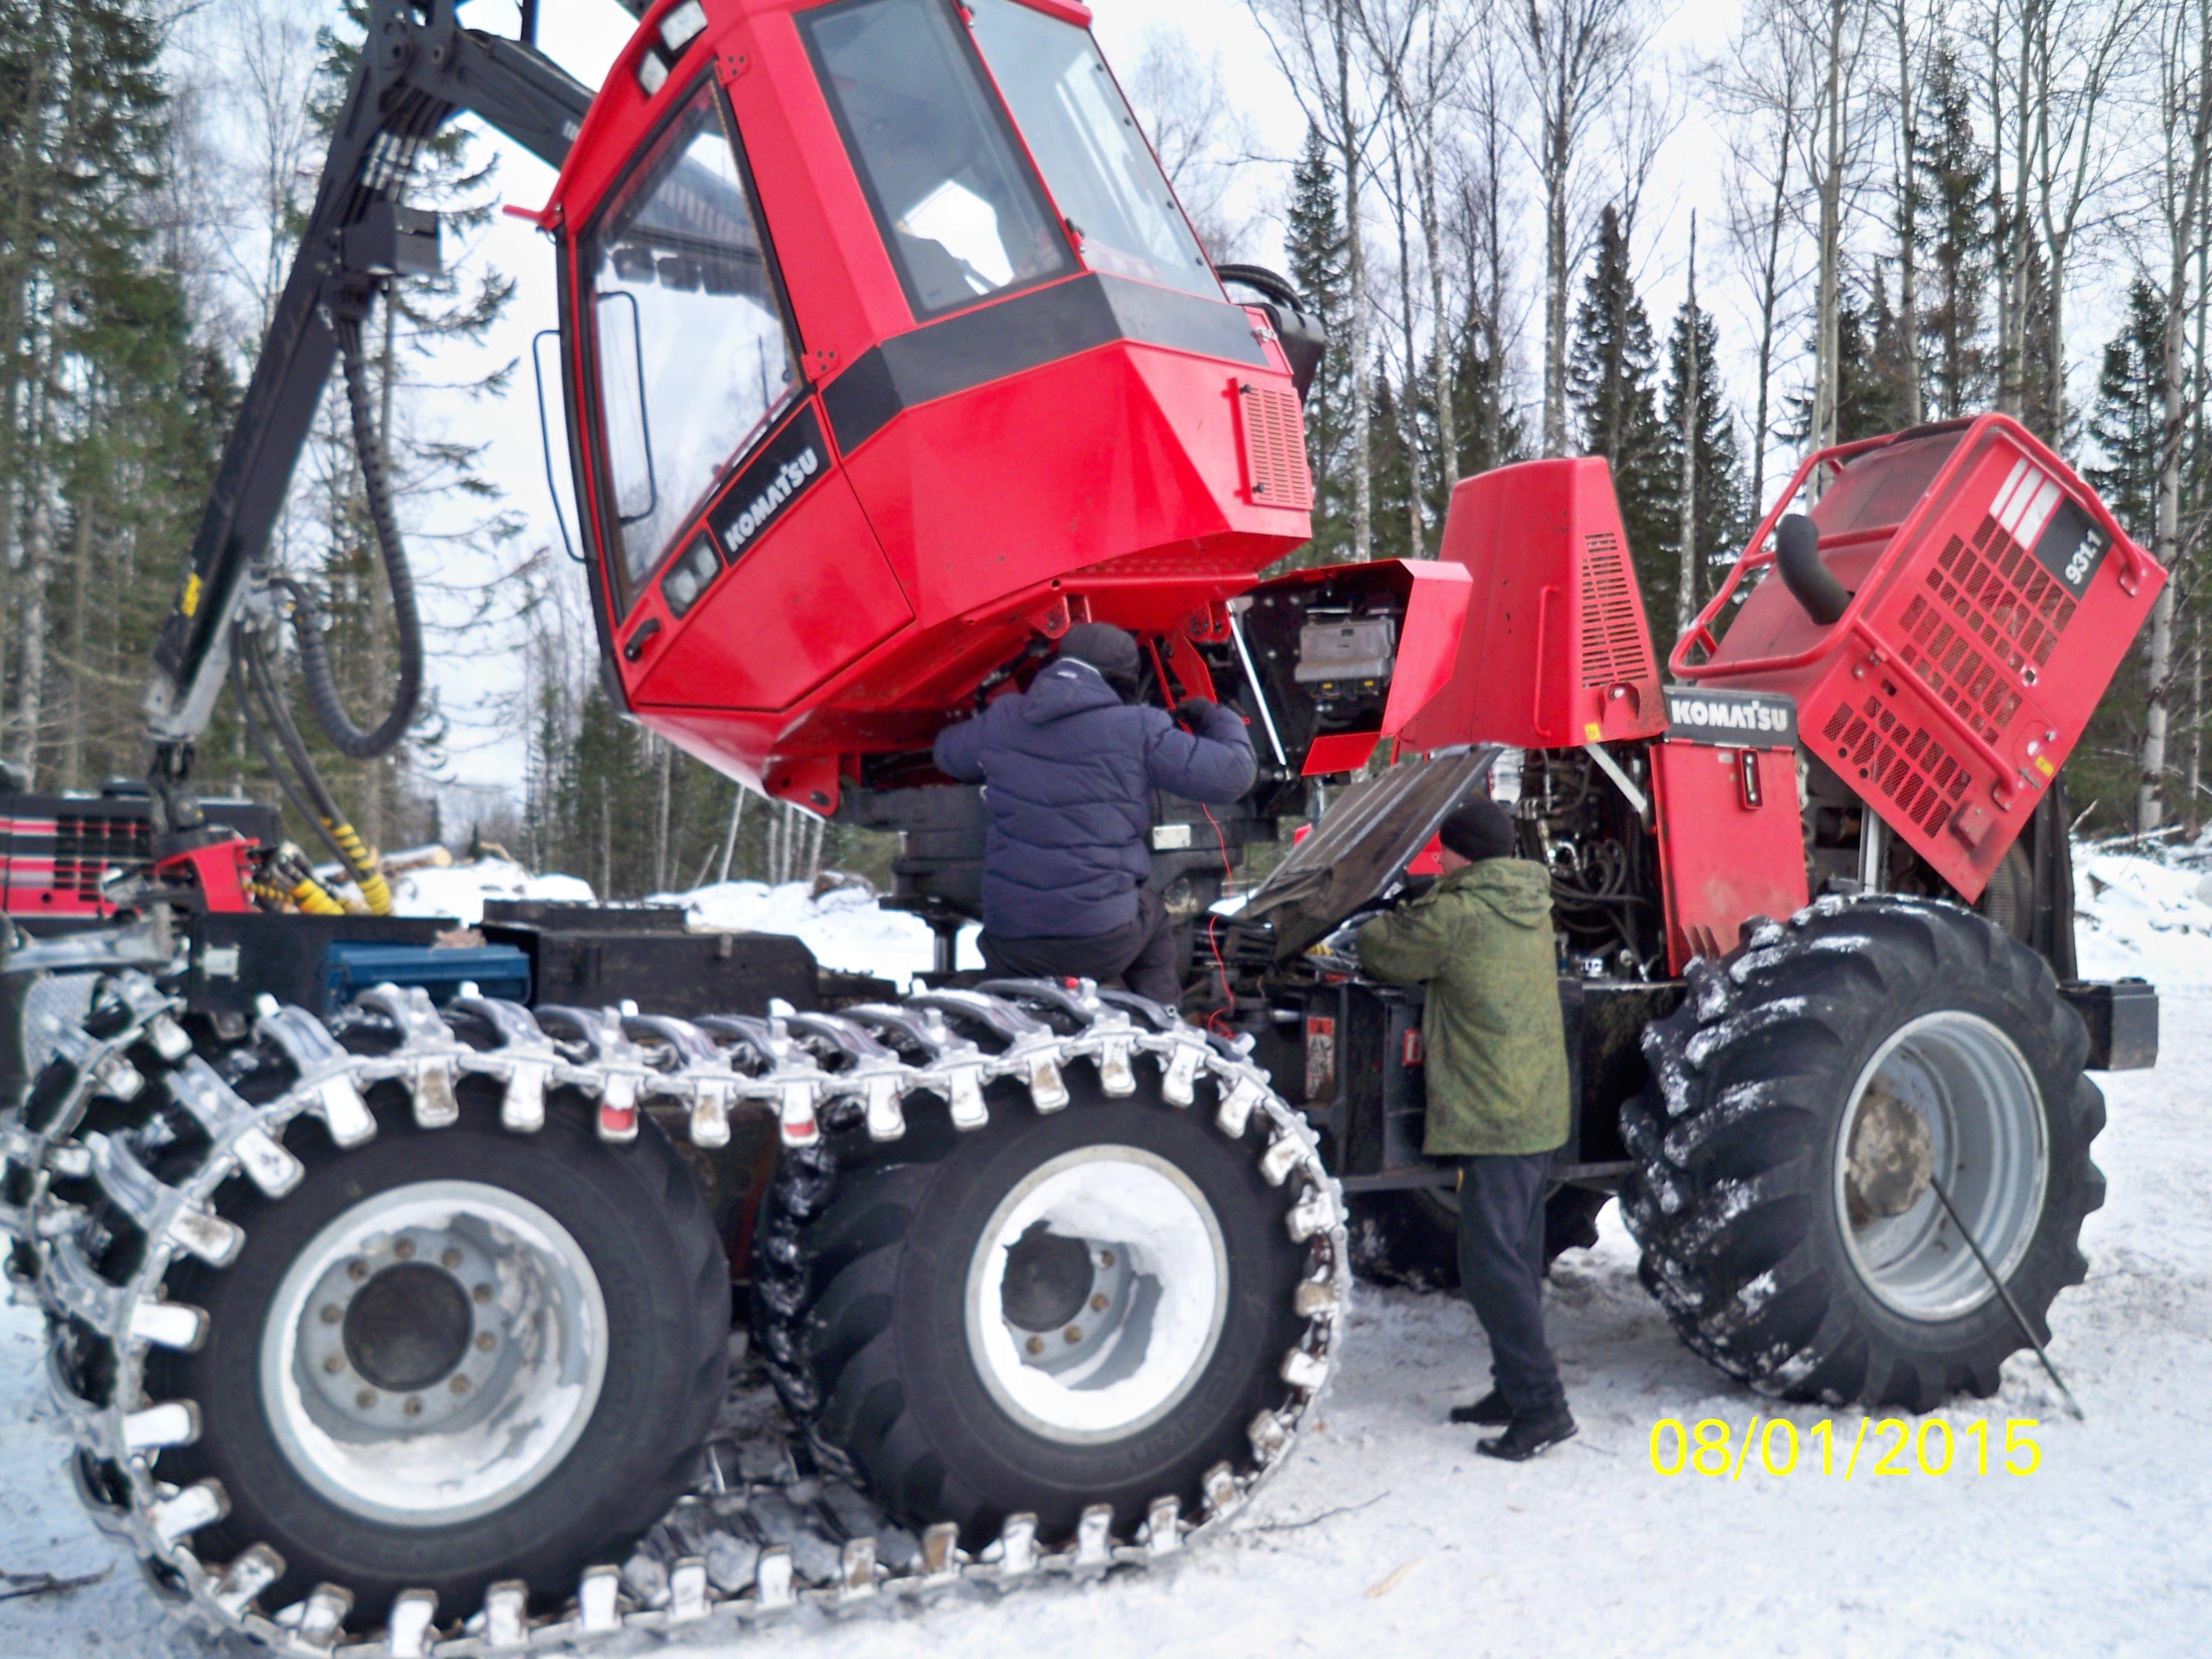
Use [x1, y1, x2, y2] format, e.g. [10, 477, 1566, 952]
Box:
[1476, 1405, 1577, 1462]
[1447, 1389, 1511, 1426]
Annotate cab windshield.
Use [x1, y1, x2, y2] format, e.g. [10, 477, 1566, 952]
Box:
[803, 0, 1074, 319]
[584, 82, 797, 600]
[967, 0, 1217, 298]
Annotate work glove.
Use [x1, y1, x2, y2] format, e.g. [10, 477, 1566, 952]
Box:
[1173, 697, 1218, 728]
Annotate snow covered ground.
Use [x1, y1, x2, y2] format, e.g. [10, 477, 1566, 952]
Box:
[2074, 830, 2212, 988]
[1, 858, 2205, 1657]
[383, 860, 980, 988]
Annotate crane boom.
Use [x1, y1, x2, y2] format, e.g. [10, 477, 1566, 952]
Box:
[141, 0, 593, 833]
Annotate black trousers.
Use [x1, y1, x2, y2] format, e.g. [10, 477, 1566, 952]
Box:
[1457, 1151, 1567, 1416]
[978, 884, 1181, 1005]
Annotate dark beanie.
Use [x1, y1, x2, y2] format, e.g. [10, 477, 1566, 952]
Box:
[1056, 622, 1141, 692]
[1438, 795, 1516, 863]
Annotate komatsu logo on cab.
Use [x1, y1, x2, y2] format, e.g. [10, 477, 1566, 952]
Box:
[1664, 688, 1798, 748]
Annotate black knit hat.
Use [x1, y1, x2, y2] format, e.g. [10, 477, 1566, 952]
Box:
[1055, 622, 1140, 679]
[1437, 795, 1516, 863]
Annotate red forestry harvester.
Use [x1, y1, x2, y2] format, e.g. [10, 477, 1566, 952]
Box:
[0, 0, 2162, 1647]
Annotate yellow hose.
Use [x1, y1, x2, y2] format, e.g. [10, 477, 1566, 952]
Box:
[326, 821, 392, 916]
[290, 876, 349, 916]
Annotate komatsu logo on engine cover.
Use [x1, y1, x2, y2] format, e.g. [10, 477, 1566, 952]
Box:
[709, 403, 825, 560]
[1664, 688, 1797, 747]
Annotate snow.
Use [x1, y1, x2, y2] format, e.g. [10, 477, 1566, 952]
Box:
[655, 879, 980, 989]
[381, 860, 980, 988]
[386, 857, 597, 927]
[2073, 831, 2212, 988]
[2, 866, 2208, 1655]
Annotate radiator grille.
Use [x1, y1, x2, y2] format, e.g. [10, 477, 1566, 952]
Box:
[1894, 515, 2076, 746]
[51, 814, 150, 902]
[1579, 531, 1656, 688]
[1236, 384, 1313, 511]
[1820, 694, 1975, 836]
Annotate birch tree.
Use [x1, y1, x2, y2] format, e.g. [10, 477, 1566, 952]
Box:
[1250, 0, 1401, 558]
[1507, 0, 1651, 458]
[2138, 0, 2212, 831]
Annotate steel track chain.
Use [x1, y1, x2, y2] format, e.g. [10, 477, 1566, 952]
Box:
[1, 968, 1349, 1656]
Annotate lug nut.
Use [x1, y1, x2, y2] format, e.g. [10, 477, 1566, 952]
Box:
[323, 1353, 344, 1374]
[1025, 1335, 1045, 1355]
[319, 1304, 341, 1324]
[473, 1283, 493, 1304]
[346, 1259, 369, 1281]
[475, 1332, 495, 1351]
[1099, 1251, 1115, 1269]
[356, 1389, 377, 1409]
[1063, 1326, 1083, 1344]
[450, 1375, 471, 1395]
[394, 1238, 415, 1261]
[441, 1247, 463, 1269]
[1090, 1293, 1109, 1312]
[404, 1396, 423, 1418]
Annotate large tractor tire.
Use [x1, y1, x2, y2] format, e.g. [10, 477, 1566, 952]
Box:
[4, 976, 728, 1643]
[6, 972, 1342, 1647]
[1621, 895, 2104, 1410]
[754, 982, 1348, 1550]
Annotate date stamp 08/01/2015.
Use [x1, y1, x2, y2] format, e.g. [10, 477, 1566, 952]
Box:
[1649, 1416, 2046, 1480]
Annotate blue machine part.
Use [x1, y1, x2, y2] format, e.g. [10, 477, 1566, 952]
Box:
[324, 942, 531, 1014]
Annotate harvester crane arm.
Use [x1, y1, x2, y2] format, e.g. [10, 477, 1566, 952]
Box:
[141, 0, 594, 838]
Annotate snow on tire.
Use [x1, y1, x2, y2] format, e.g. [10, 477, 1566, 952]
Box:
[754, 980, 1347, 1552]
[1620, 894, 2106, 1410]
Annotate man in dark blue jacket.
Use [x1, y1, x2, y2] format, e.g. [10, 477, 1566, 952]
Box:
[932, 623, 1256, 1004]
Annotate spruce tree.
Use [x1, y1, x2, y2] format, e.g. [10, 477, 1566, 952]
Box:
[1914, 42, 1991, 420]
[1657, 291, 1749, 629]
[1567, 206, 1671, 614]
[2088, 278, 2166, 545]
[1367, 375, 1416, 563]
[1282, 127, 1353, 568]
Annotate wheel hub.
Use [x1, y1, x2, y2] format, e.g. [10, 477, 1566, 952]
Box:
[261, 1179, 609, 1526]
[965, 1145, 1229, 1445]
[1835, 1013, 2048, 1320]
[1844, 1084, 1934, 1221]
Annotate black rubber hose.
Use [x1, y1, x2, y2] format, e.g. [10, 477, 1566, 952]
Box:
[232, 649, 356, 871]
[1216, 263, 1305, 311]
[287, 311, 422, 760]
[1775, 512, 1849, 626]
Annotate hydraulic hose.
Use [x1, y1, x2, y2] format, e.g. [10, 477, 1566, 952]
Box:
[241, 633, 394, 914]
[287, 309, 423, 760]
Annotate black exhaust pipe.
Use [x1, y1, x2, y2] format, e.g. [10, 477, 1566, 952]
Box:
[1775, 513, 1849, 626]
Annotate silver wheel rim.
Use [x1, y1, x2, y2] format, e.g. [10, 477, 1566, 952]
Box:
[258, 1179, 609, 1526]
[1834, 1011, 2047, 1320]
[963, 1145, 1230, 1446]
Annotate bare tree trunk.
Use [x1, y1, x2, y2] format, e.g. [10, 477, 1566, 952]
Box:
[1891, 0, 1924, 426]
[1677, 213, 1700, 638]
[1421, 19, 1456, 492]
[1390, 128, 1422, 556]
[717, 786, 746, 884]
[1812, 0, 1847, 455]
[652, 737, 672, 892]
[1542, 48, 1572, 457]
[2140, 0, 2212, 831]
[63, 500, 90, 788]
[1339, 10, 1373, 558]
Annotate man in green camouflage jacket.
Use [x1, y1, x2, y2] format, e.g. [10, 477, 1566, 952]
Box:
[1358, 794, 1576, 1461]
